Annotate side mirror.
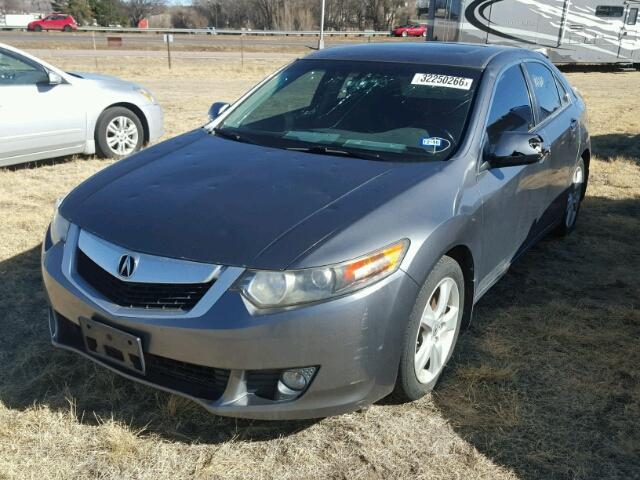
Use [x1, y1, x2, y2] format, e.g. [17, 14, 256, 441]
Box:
[48, 71, 63, 85]
[208, 102, 230, 121]
[486, 132, 550, 168]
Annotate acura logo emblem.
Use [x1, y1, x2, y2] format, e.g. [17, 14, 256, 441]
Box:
[118, 254, 137, 278]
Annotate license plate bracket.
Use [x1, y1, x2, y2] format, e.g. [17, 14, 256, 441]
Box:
[79, 318, 145, 375]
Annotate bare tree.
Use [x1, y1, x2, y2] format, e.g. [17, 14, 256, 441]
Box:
[171, 6, 207, 28]
[124, 0, 165, 26]
[180, 0, 418, 31]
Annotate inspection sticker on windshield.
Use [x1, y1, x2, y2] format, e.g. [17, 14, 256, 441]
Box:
[411, 73, 473, 90]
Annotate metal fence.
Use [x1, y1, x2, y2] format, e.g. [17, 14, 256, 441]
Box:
[0, 25, 392, 36]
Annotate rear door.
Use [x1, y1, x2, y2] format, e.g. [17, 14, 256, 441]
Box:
[51, 15, 66, 30]
[0, 48, 86, 166]
[477, 63, 550, 292]
[523, 61, 579, 227]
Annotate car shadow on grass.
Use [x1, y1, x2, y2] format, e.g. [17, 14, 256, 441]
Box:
[591, 134, 640, 163]
[433, 195, 640, 480]
[1, 154, 89, 172]
[0, 245, 317, 444]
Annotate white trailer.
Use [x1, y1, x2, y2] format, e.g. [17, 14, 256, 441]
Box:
[425, 0, 640, 64]
[0, 14, 40, 28]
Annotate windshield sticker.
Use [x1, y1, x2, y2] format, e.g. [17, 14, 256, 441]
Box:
[411, 73, 473, 90]
[420, 137, 451, 153]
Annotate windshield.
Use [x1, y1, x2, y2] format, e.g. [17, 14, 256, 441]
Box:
[216, 59, 481, 162]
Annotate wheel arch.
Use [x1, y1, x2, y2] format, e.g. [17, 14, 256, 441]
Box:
[443, 244, 475, 330]
[580, 148, 590, 200]
[96, 103, 150, 145]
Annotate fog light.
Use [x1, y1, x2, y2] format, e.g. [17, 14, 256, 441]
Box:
[281, 370, 307, 391]
[277, 367, 317, 400]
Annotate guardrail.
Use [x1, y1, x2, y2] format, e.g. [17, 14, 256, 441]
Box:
[0, 26, 392, 36]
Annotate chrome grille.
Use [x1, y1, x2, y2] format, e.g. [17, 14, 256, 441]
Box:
[76, 249, 214, 311]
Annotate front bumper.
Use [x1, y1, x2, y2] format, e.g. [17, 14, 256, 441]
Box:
[42, 226, 419, 420]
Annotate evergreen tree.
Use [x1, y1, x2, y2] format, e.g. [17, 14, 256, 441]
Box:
[50, 0, 94, 24]
[89, 0, 127, 26]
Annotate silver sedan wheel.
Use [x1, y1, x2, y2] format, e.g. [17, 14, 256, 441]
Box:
[106, 116, 139, 156]
[414, 277, 460, 384]
[565, 162, 584, 228]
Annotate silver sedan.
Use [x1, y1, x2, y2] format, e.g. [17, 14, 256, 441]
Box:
[0, 42, 163, 167]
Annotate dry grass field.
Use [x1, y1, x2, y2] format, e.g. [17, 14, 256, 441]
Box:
[0, 53, 638, 480]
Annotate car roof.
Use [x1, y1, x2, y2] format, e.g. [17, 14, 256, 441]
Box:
[305, 42, 532, 69]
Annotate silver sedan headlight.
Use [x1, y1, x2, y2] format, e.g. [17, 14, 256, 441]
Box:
[238, 240, 409, 309]
[50, 198, 70, 245]
[136, 87, 157, 104]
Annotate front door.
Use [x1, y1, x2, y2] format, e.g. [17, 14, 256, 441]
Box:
[0, 48, 86, 166]
[476, 63, 550, 294]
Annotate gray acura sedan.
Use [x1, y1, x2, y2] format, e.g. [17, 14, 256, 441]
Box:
[42, 43, 590, 420]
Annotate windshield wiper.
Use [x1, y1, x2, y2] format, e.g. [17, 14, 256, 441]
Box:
[286, 145, 382, 161]
[212, 127, 255, 145]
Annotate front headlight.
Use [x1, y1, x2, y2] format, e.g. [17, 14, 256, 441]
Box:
[136, 87, 156, 104]
[50, 198, 70, 245]
[238, 240, 409, 309]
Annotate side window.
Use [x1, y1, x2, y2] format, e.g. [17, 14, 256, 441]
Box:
[627, 8, 639, 25]
[595, 5, 624, 17]
[524, 63, 562, 122]
[0, 50, 48, 86]
[486, 64, 534, 144]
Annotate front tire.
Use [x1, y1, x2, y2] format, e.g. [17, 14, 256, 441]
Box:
[95, 107, 144, 159]
[555, 158, 586, 236]
[63, 25, 72, 32]
[33, 25, 42, 32]
[402, 31, 408, 37]
[393, 256, 464, 401]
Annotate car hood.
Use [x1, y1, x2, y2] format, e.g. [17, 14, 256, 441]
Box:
[67, 71, 137, 88]
[60, 129, 405, 269]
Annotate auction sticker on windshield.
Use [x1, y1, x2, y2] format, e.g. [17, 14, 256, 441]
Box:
[411, 73, 473, 90]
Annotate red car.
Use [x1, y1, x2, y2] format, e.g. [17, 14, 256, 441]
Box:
[28, 14, 78, 32]
[392, 24, 427, 37]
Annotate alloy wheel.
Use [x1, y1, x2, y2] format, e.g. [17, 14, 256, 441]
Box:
[414, 277, 460, 384]
[106, 116, 139, 156]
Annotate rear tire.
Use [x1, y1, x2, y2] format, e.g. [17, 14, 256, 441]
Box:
[393, 256, 465, 402]
[402, 31, 408, 37]
[95, 107, 144, 159]
[555, 158, 586, 236]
